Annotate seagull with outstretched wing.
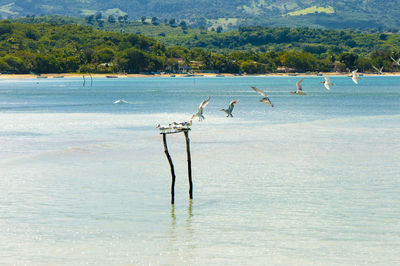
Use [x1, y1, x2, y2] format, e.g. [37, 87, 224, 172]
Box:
[251, 86, 274, 107]
[351, 69, 361, 84]
[290, 78, 306, 95]
[220, 99, 239, 117]
[320, 77, 334, 90]
[191, 96, 210, 121]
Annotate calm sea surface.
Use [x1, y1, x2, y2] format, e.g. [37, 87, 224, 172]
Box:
[0, 76, 399, 265]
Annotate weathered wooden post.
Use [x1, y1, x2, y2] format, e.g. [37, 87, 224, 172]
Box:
[89, 73, 93, 87]
[183, 130, 193, 200]
[162, 133, 177, 204]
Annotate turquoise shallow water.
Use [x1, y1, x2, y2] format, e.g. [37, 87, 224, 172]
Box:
[0, 76, 399, 265]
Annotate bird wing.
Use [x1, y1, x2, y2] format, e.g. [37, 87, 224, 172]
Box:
[263, 97, 274, 107]
[228, 100, 239, 112]
[296, 79, 304, 90]
[251, 86, 266, 97]
[229, 99, 239, 107]
[198, 96, 210, 110]
[324, 82, 331, 90]
[352, 69, 358, 75]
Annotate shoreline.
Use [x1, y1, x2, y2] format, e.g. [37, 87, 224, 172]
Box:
[1, 72, 400, 79]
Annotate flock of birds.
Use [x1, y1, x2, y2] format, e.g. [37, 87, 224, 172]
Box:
[155, 69, 365, 133]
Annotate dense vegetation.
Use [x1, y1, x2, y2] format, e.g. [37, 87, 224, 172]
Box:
[1, 20, 400, 74]
[1, 0, 400, 30]
[12, 16, 400, 56]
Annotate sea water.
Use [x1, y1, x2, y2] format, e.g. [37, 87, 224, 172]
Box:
[0, 76, 399, 265]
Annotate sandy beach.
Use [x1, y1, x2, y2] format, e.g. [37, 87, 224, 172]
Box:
[1, 72, 400, 79]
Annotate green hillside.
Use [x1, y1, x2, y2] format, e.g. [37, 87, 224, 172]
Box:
[13, 16, 400, 57]
[1, 20, 400, 75]
[1, 0, 400, 30]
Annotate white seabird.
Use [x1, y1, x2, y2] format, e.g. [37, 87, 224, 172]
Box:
[191, 97, 210, 121]
[290, 78, 306, 95]
[113, 99, 130, 104]
[220, 99, 239, 117]
[351, 69, 361, 84]
[172, 120, 192, 130]
[251, 86, 274, 107]
[156, 124, 172, 132]
[321, 77, 333, 90]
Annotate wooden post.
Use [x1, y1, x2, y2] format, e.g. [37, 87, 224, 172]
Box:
[89, 73, 93, 87]
[162, 133, 176, 205]
[184, 130, 193, 200]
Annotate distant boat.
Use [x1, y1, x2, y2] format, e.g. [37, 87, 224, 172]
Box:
[53, 76, 64, 78]
[184, 74, 195, 77]
[216, 74, 225, 77]
[36, 76, 48, 79]
[170, 74, 176, 77]
[106, 75, 118, 78]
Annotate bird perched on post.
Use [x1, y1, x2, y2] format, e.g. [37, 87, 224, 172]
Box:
[320, 77, 334, 90]
[172, 120, 192, 131]
[251, 86, 274, 107]
[220, 100, 239, 117]
[191, 96, 210, 121]
[290, 78, 306, 95]
[156, 124, 172, 132]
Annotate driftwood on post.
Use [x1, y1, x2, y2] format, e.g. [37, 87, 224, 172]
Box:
[162, 133, 176, 204]
[184, 130, 193, 200]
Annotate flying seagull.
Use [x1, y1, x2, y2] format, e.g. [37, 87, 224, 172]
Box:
[114, 99, 130, 104]
[320, 77, 333, 90]
[191, 96, 210, 121]
[351, 69, 361, 84]
[251, 86, 274, 107]
[290, 78, 306, 95]
[372, 65, 384, 75]
[220, 100, 239, 117]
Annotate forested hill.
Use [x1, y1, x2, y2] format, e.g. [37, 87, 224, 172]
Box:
[0, 0, 400, 30]
[1, 21, 400, 75]
[12, 16, 400, 57]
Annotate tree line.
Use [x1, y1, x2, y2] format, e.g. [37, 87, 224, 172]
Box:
[0, 21, 400, 74]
